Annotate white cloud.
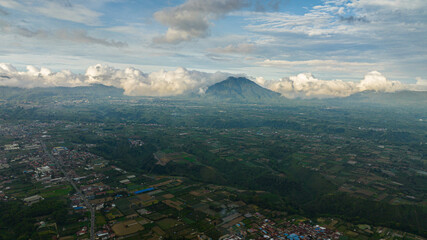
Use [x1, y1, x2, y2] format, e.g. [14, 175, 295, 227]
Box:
[0, 63, 85, 88]
[358, 71, 403, 92]
[1, 63, 425, 98]
[408, 77, 427, 91]
[153, 0, 247, 44]
[266, 73, 358, 98]
[260, 71, 412, 99]
[416, 77, 427, 86]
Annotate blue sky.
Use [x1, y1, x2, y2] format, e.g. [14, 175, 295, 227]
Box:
[0, 0, 426, 97]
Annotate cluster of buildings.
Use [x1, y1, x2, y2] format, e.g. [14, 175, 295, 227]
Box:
[221, 211, 341, 240]
[81, 183, 111, 200]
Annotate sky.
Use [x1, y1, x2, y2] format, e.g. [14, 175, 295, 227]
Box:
[0, 0, 426, 98]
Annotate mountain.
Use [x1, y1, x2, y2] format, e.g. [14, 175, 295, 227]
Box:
[205, 77, 281, 102]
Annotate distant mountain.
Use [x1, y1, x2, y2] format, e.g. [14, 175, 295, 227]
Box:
[205, 77, 281, 102]
[0, 84, 125, 102]
[334, 90, 427, 107]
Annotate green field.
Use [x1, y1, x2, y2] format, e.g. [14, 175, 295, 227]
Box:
[40, 185, 73, 198]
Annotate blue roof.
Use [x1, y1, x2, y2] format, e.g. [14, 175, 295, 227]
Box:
[134, 187, 155, 194]
[288, 233, 299, 239]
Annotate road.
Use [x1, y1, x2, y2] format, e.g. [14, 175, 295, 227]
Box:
[41, 141, 95, 240]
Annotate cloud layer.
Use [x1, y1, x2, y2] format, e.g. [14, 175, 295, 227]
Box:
[261, 71, 408, 99]
[0, 63, 231, 96]
[84, 64, 230, 96]
[1, 63, 426, 98]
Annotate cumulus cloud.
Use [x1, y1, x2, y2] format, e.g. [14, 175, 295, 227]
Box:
[266, 73, 358, 98]
[409, 77, 427, 91]
[153, 0, 248, 44]
[1, 63, 425, 98]
[260, 71, 409, 99]
[358, 71, 403, 92]
[415, 77, 427, 86]
[0, 63, 85, 88]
